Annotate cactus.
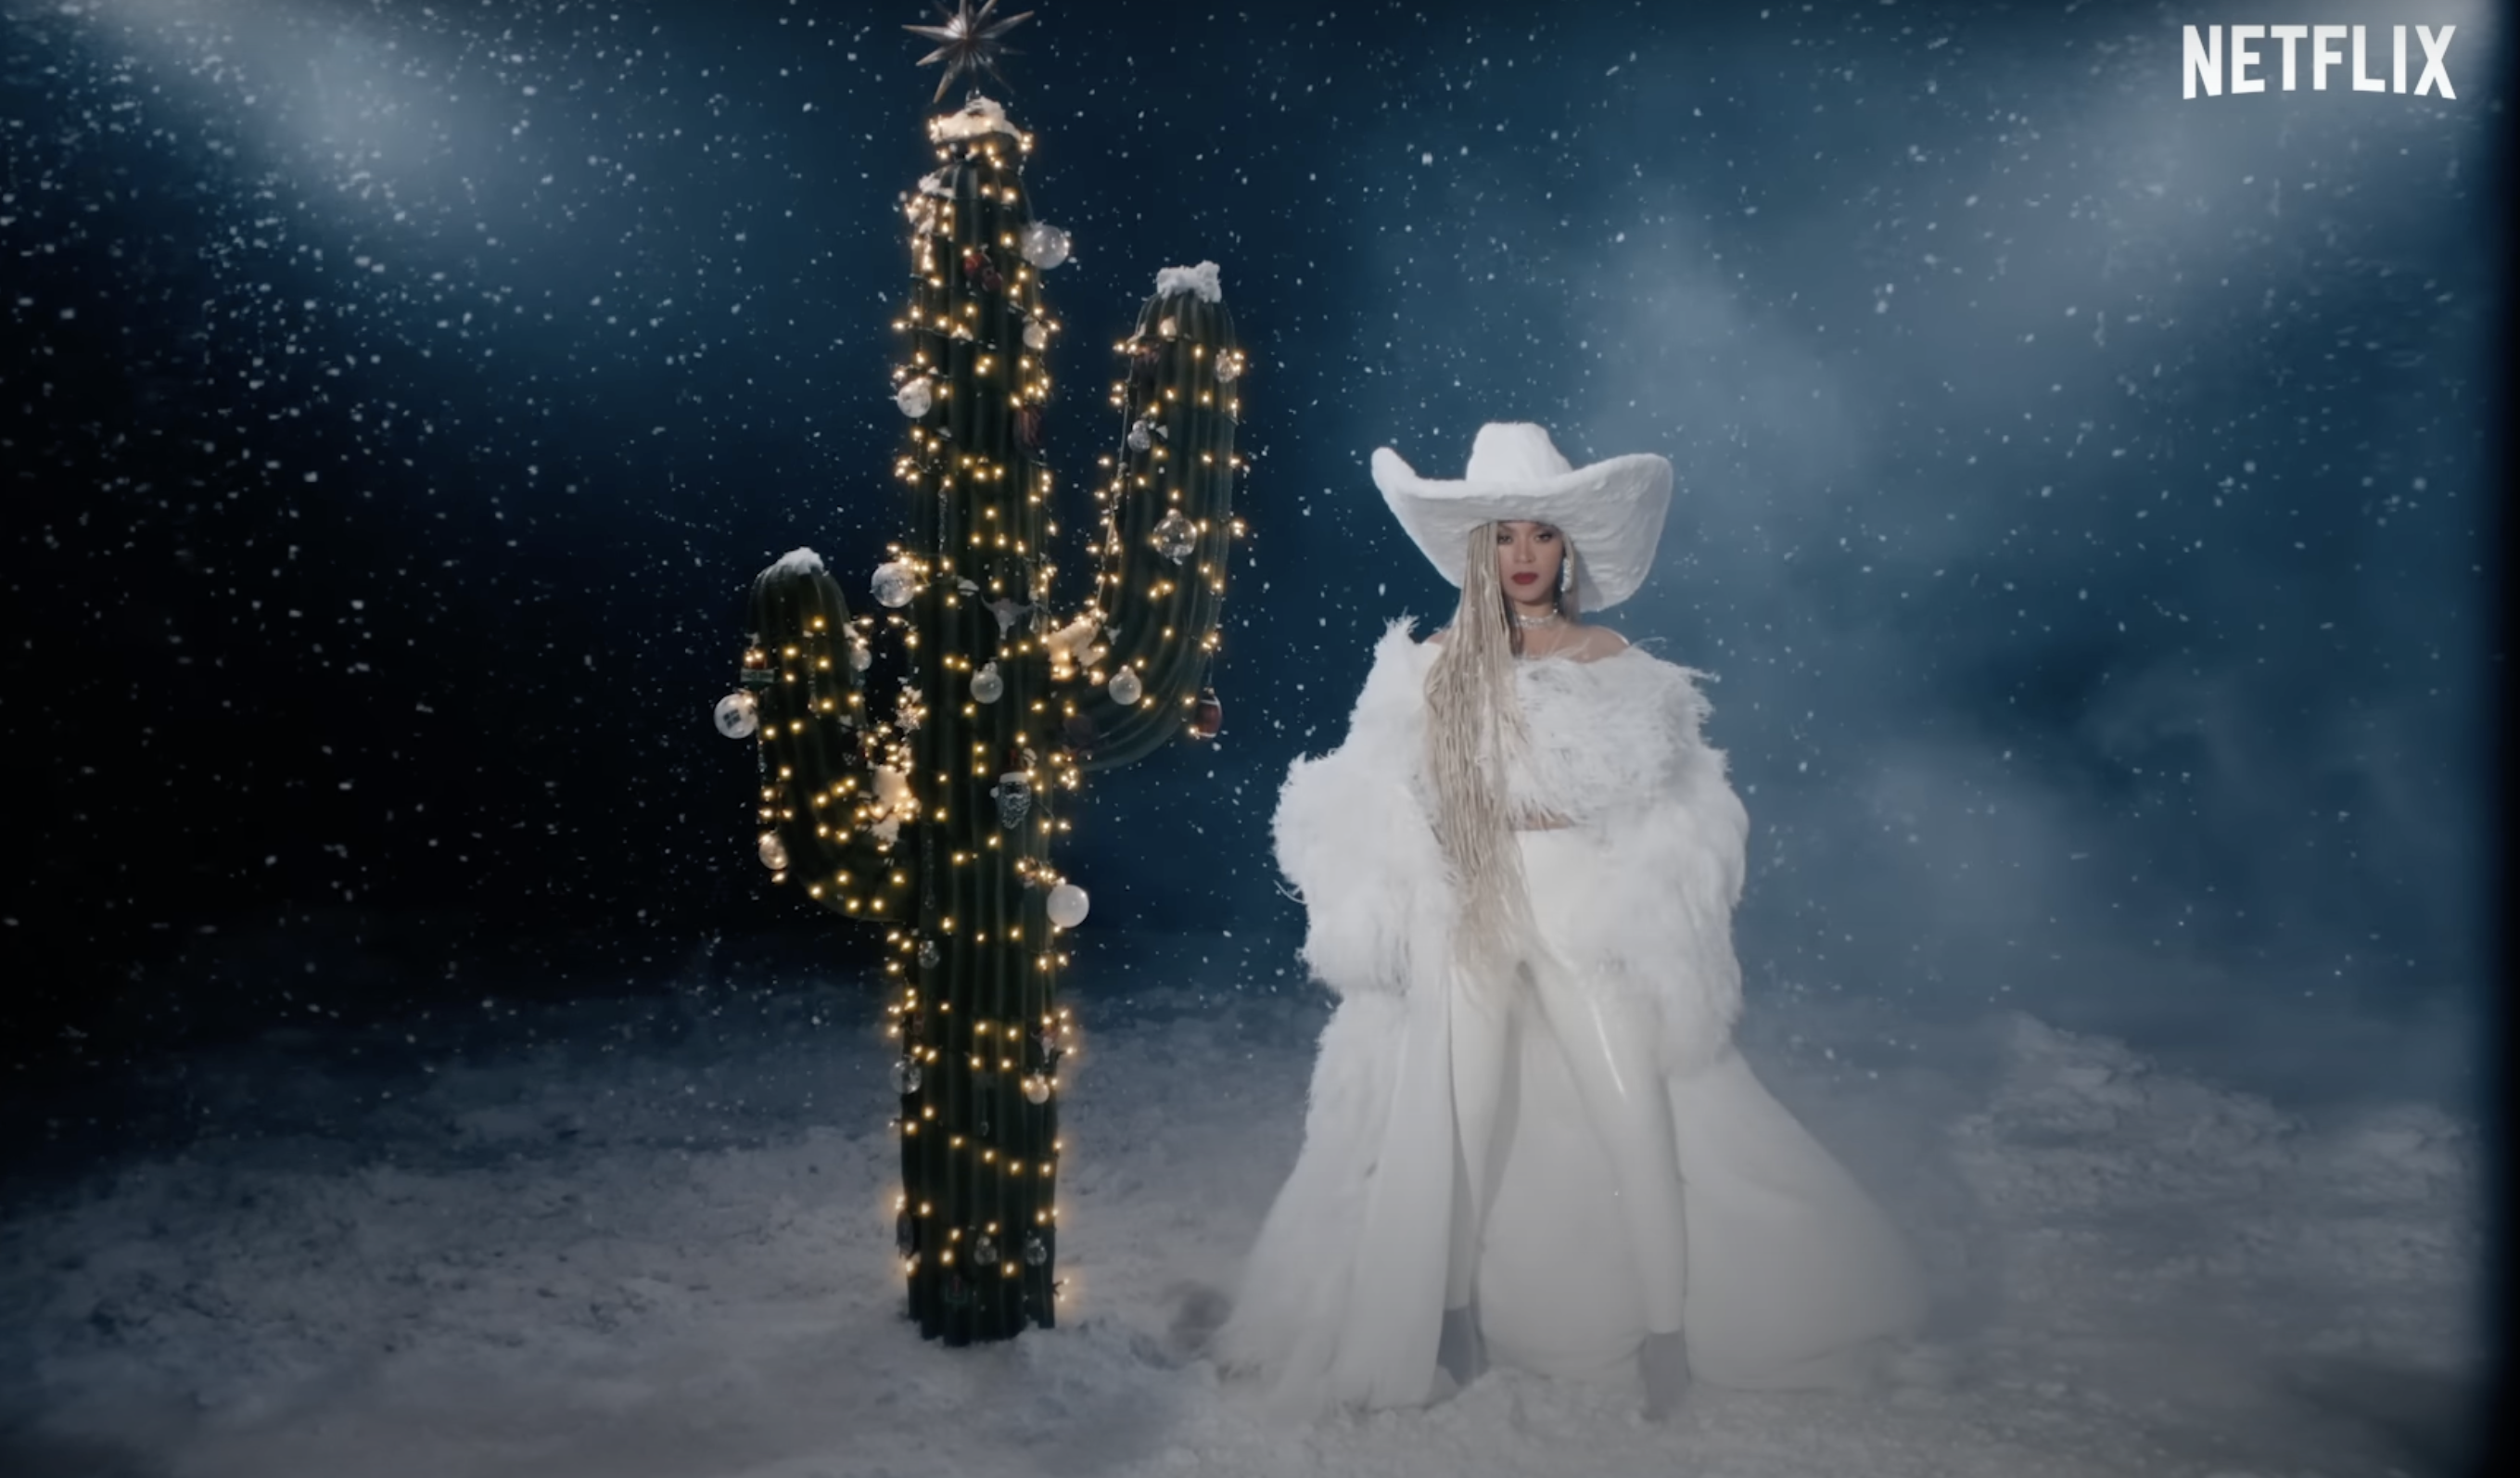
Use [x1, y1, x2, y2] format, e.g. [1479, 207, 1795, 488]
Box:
[717, 92, 1244, 1345]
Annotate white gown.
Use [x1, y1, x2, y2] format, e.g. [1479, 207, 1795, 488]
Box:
[1215, 620, 1928, 1412]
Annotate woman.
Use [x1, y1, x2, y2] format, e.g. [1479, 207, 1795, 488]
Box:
[1216, 424, 1927, 1418]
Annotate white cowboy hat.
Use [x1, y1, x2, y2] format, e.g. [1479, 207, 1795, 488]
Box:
[1369, 423, 1673, 611]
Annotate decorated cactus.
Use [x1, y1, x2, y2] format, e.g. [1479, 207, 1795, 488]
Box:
[719, 84, 1245, 1345]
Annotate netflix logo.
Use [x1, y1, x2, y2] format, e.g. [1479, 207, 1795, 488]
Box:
[2182, 24, 2458, 98]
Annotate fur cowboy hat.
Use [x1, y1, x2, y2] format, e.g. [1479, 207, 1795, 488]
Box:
[1369, 423, 1673, 611]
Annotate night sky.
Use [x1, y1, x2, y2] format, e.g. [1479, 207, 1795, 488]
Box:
[2, 0, 2506, 1133]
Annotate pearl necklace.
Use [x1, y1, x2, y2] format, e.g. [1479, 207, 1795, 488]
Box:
[1512, 610, 1564, 628]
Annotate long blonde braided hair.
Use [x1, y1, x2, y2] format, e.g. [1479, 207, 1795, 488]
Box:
[1422, 521, 1582, 1000]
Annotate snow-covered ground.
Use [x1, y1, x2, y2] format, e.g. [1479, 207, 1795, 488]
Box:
[0, 936, 2485, 1478]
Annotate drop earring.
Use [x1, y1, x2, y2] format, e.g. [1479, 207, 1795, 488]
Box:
[1557, 554, 1574, 597]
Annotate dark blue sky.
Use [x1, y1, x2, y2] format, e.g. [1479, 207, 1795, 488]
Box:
[1, 0, 2504, 1098]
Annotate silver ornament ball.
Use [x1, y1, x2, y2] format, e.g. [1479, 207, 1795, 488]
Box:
[714, 691, 759, 739]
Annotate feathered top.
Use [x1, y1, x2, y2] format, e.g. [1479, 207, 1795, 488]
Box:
[1273, 618, 1751, 1073]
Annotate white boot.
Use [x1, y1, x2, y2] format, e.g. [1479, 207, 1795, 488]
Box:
[1437, 1305, 1486, 1392]
[1640, 1331, 1690, 1421]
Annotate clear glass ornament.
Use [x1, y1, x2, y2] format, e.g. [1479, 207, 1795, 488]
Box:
[1020, 221, 1070, 270]
[757, 832, 789, 871]
[1107, 667, 1143, 706]
[971, 662, 1004, 704]
[1152, 510, 1196, 564]
[714, 691, 759, 739]
[1024, 320, 1049, 351]
[918, 936, 941, 969]
[894, 376, 933, 418]
[1024, 1232, 1049, 1267]
[993, 771, 1031, 830]
[891, 1057, 923, 1095]
[974, 1233, 999, 1266]
[1216, 353, 1241, 385]
[1023, 1075, 1051, 1105]
[1046, 882, 1089, 929]
[848, 641, 872, 671]
[872, 561, 917, 608]
[1126, 418, 1152, 453]
[1158, 315, 1178, 338]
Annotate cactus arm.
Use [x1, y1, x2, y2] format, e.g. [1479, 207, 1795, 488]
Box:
[1064, 288, 1244, 772]
[743, 556, 917, 922]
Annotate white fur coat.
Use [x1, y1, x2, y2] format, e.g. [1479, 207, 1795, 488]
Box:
[1270, 618, 1750, 1074]
[1221, 620, 1928, 1414]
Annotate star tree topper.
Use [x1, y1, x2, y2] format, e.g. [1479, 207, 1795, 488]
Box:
[906, 0, 1036, 105]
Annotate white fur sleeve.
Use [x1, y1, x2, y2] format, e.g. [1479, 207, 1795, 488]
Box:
[1562, 658, 1751, 1074]
[1271, 622, 1449, 999]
